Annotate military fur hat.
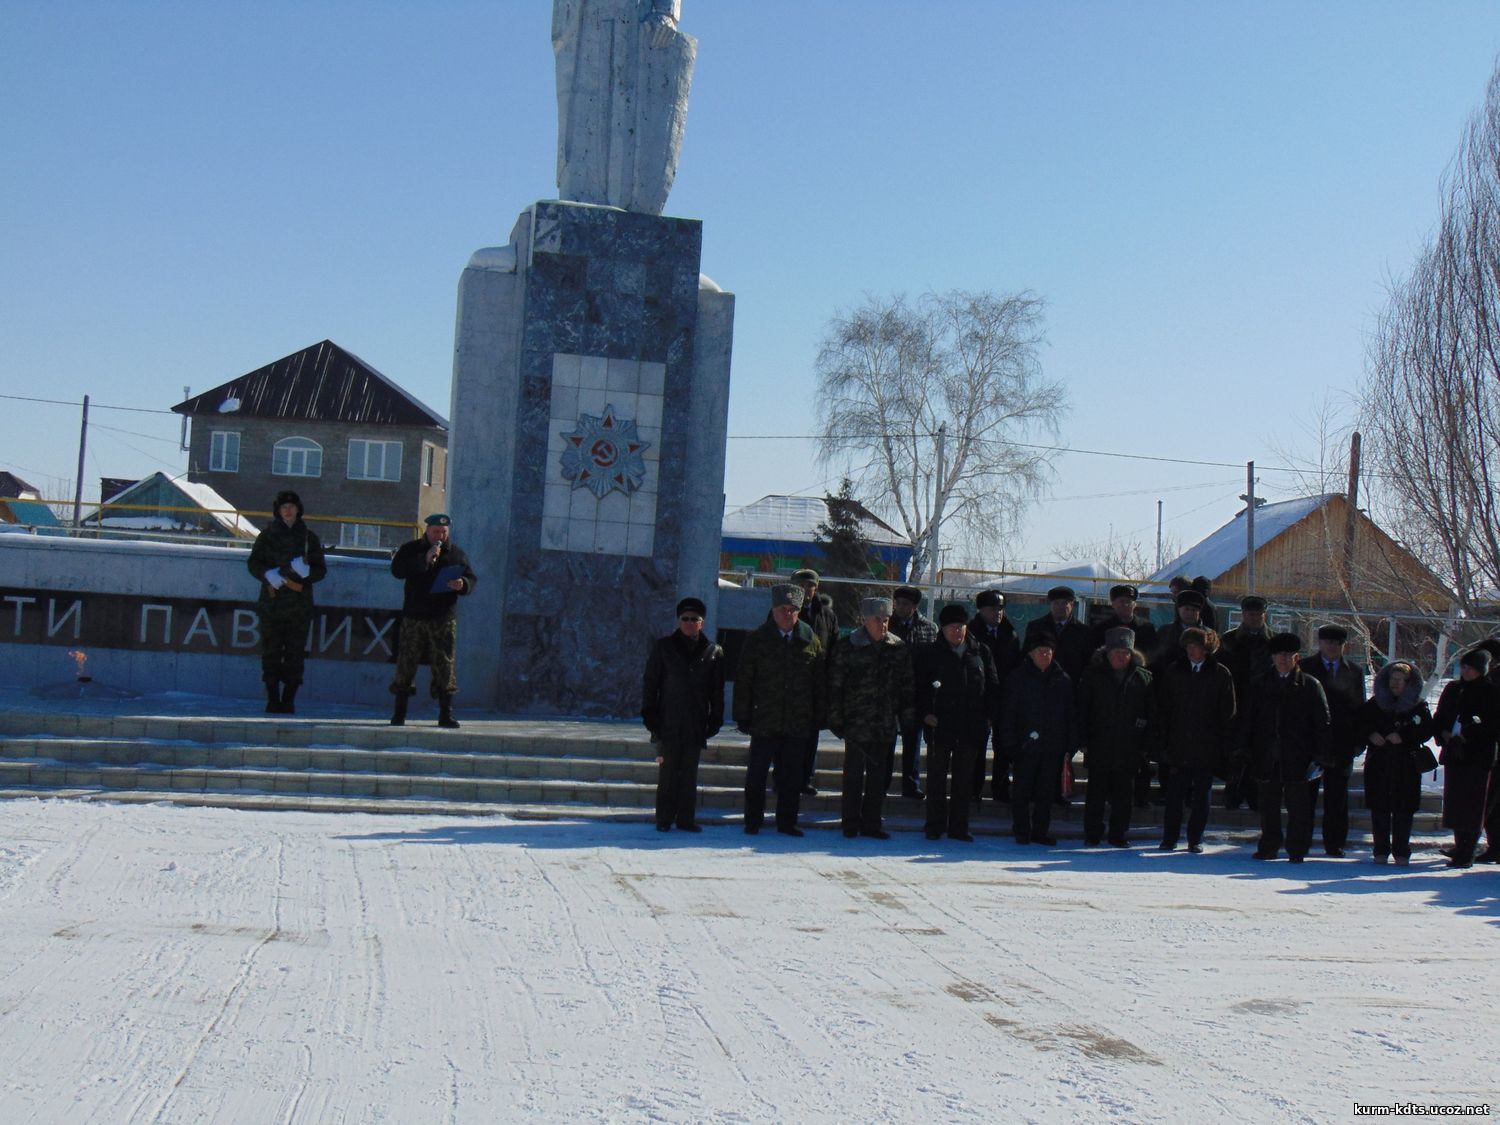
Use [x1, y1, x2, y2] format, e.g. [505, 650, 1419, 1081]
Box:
[1460, 648, 1493, 674]
[273, 489, 302, 512]
[770, 584, 805, 609]
[1023, 632, 1056, 654]
[1240, 595, 1267, 611]
[893, 586, 922, 605]
[859, 596, 893, 619]
[791, 568, 820, 585]
[675, 597, 706, 618]
[1316, 624, 1348, 643]
[1175, 589, 1206, 610]
[1046, 585, 1076, 602]
[1104, 627, 1136, 652]
[1268, 631, 1302, 655]
[1109, 584, 1138, 602]
[938, 604, 969, 627]
[975, 589, 1004, 609]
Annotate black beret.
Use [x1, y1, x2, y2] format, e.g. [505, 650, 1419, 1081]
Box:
[1316, 624, 1348, 643]
[938, 604, 969, 627]
[1240, 595, 1267, 611]
[893, 586, 922, 604]
[975, 589, 1004, 609]
[1109, 584, 1138, 601]
[675, 597, 706, 618]
[1175, 590, 1206, 609]
[1269, 631, 1302, 654]
[1046, 586, 1076, 602]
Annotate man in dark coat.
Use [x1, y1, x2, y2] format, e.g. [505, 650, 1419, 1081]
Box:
[969, 589, 1020, 801]
[1299, 624, 1366, 857]
[1239, 632, 1331, 863]
[1085, 584, 1159, 664]
[889, 585, 938, 799]
[1024, 584, 1091, 806]
[1474, 637, 1500, 863]
[1434, 648, 1500, 868]
[389, 513, 477, 728]
[1191, 576, 1219, 632]
[733, 584, 825, 837]
[641, 596, 725, 832]
[790, 568, 838, 797]
[999, 634, 1077, 846]
[1143, 588, 1207, 807]
[828, 595, 916, 839]
[247, 489, 327, 714]
[1219, 595, 1274, 810]
[1156, 627, 1236, 852]
[1076, 627, 1156, 847]
[915, 604, 999, 841]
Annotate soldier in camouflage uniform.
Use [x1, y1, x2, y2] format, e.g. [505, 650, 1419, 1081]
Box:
[828, 595, 916, 839]
[389, 513, 477, 728]
[247, 489, 327, 714]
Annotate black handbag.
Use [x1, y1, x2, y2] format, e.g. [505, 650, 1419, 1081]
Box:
[1410, 745, 1439, 773]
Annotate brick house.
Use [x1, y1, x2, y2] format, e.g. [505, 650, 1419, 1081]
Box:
[172, 341, 449, 551]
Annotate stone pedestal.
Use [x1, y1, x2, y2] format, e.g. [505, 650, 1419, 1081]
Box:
[448, 201, 733, 716]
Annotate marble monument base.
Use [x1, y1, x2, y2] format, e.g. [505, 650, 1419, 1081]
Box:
[447, 201, 733, 716]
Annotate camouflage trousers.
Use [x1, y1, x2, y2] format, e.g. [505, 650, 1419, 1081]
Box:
[260, 607, 311, 686]
[390, 615, 459, 698]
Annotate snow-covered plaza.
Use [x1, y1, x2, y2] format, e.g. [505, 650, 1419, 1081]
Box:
[1, 799, 1494, 1123]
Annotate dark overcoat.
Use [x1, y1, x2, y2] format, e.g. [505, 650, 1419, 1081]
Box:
[1433, 675, 1500, 832]
[641, 632, 726, 748]
[1075, 649, 1157, 776]
[998, 659, 1076, 761]
[1353, 664, 1433, 815]
[914, 634, 1000, 746]
[1157, 654, 1236, 772]
[1238, 668, 1331, 783]
[1299, 654, 1367, 765]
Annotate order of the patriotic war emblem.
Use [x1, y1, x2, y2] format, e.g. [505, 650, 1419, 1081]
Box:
[559, 404, 650, 498]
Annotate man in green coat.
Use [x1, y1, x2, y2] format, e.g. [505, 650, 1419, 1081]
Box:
[733, 584, 825, 837]
[828, 595, 916, 840]
[246, 489, 327, 714]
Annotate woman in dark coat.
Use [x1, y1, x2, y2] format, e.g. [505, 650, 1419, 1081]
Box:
[1354, 661, 1433, 865]
[641, 597, 725, 833]
[1433, 648, 1500, 868]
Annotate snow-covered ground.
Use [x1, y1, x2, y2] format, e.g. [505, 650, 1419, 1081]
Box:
[0, 801, 1495, 1124]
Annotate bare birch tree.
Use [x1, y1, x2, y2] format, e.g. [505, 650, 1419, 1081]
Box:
[814, 290, 1066, 582]
[1362, 65, 1500, 612]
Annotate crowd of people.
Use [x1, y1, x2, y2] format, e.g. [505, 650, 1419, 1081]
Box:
[641, 573, 1500, 868]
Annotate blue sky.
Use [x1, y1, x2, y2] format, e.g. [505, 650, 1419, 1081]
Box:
[3, 1, 1498, 574]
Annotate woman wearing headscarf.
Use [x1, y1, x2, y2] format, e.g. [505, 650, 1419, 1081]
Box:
[1354, 661, 1432, 866]
[1432, 648, 1500, 868]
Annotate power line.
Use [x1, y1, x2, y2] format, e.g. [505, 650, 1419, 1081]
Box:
[0, 392, 175, 416]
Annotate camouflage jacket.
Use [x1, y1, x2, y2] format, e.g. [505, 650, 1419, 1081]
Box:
[732, 619, 825, 737]
[827, 628, 916, 743]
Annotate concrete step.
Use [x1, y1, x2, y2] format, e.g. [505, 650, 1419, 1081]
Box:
[0, 736, 1445, 814]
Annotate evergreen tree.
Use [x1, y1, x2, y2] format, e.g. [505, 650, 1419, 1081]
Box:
[813, 478, 879, 623]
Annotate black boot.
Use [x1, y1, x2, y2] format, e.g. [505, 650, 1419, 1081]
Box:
[437, 693, 460, 729]
[265, 681, 281, 714]
[279, 682, 299, 715]
[390, 694, 409, 727]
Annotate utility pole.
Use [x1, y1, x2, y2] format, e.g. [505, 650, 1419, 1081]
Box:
[1155, 500, 1163, 572]
[929, 423, 946, 583]
[1343, 431, 1362, 590]
[1245, 462, 1256, 594]
[72, 395, 89, 528]
[179, 385, 190, 452]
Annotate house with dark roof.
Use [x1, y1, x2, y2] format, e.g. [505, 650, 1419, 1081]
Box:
[172, 341, 449, 551]
[0, 471, 40, 500]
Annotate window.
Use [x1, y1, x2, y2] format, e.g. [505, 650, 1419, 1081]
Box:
[422, 444, 436, 487]
[348, 439, 402, 482]
[272, 437, 322, 477]
[209, 431, 240, 472]
[339, 522, 384, 549]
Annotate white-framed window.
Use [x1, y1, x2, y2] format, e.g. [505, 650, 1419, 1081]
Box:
[422, 443, 436, 487]
[339, 522, 384, 549]
[209, 431, 240, 472]
[348, 439, 402, 482]
[272, 436, 323, 477]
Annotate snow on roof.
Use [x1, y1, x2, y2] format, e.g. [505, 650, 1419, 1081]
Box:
[722, 495, 908, 547]
[92, 473, 257, 538]
[1142, 494, 1334, 593]
[962, 561, 1130, 599]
